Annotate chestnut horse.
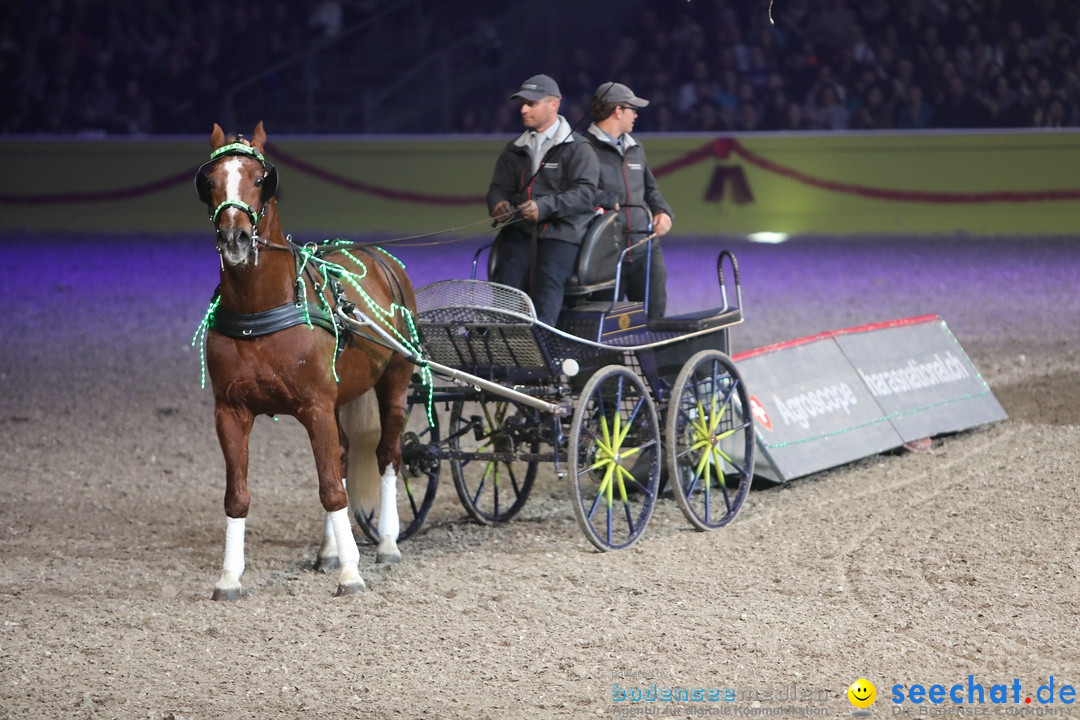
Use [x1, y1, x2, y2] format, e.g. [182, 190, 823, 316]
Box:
[194, 122, 417, 600]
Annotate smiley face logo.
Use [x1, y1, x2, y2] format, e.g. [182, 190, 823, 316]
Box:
[848, 678, 877, 709]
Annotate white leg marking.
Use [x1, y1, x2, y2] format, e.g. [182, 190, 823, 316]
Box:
[315, 511, 340, 572]
[379, 466, 400, 541]
[320, 512, 338, 555]
[215, 516, 246, 594]
[328, 507, 364, 593]
[376, 467, 402, 564]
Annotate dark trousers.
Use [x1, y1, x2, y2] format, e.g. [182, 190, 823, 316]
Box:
[490, 227, 579, 326]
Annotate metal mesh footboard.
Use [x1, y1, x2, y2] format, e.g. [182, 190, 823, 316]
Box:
[415, 280, 554, 381]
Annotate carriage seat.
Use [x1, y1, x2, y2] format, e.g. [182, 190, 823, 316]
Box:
[563, 211, 625, 297]
[487, 211, 625, 298]
[647, 305, 743, 332]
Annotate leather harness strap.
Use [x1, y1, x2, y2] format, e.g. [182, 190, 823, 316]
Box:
[210, 300, 335, 338]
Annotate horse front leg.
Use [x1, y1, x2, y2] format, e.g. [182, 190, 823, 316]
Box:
[313, 421, 350, 573]
[212, 405, 254, 602]
[304, 407, 365, 596]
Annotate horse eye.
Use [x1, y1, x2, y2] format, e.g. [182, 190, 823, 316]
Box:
[254, 177, 263, 187]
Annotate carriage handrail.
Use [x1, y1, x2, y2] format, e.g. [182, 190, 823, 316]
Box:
[717, 249, 743, 317]
[595, 232, 661, 316]
[411, 279, 742, 352]
[471, 241, 493, 281]
[459, 235, 742, 331]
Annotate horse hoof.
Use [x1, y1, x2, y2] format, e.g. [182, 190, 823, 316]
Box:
[314, 555, 340, 574]
[334, 580, 366, 597]
[375, 552, 401, 569]
[211, 587, 241, 602]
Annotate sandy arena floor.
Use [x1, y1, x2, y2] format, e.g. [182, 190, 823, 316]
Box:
[1, 231, 1077, 720]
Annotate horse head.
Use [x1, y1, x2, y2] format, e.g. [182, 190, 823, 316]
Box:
[195, 121, 279, 267]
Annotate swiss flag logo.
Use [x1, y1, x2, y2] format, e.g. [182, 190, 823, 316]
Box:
[749, 395, 771, 431]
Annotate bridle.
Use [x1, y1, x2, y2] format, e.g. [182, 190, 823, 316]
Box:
[195, 140, 279, 261]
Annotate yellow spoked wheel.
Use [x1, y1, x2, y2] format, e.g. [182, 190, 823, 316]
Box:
[666, 349, 755, 531]
[569, 366, 660, 551]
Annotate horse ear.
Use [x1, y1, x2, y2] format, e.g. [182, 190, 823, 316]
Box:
[261, 163, 278, 202]
[210, 123, 225, 150]
[252, 121, 267, 151]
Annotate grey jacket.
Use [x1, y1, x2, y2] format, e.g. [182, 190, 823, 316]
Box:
[585, 123, 673, 242]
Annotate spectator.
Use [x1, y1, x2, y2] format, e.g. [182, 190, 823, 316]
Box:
[851, 82, 897, 129]
[1039, 96, 1070, 127]
[896, 83, 934, 129]
[309, 1, 343, 40]
[935, 75, 989, 128]
[983, 74, 1028, 127]
[809, 84, 850, 130]
[780, 100, 811, 131]
[760, 87, 793, 130]
[114, 76, 153, 134]
[805, 0, 860, 63]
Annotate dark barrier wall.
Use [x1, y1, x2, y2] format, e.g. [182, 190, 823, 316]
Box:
[2, 131, 1078, 236]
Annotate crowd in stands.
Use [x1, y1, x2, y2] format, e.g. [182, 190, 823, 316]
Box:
[498, 0, 1080, 134]
[3, 0, 1079, 135]
[0, 1, 315, 135]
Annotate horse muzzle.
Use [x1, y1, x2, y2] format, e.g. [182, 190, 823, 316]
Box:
[216, 227, 257, 267]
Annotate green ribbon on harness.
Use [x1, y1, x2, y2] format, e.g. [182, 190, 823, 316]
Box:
[192, 237, 435, 424]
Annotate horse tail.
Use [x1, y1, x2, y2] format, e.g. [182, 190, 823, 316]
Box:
[339, 390, 381, 516]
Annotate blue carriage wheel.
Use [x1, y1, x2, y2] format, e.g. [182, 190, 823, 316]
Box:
[569, 365, 661, 551]
[449, 397, 540, 525]
[665, 349, 755, 531]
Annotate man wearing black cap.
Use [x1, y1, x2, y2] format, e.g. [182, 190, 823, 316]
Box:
[487, 74, 600, 326]
[585, 81, 674, 320]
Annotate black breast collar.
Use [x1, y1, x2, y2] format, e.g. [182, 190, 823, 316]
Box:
[210, 301, 336, 338]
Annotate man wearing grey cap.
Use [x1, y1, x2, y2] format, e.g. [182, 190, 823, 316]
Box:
[585, 81, 674, 320]
[487, 74, 600, 326]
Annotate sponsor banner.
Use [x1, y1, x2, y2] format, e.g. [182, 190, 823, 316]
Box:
[835, 317, 1006, 442]
[734, 315, 1005, 482]
[735, 334, 903, 483]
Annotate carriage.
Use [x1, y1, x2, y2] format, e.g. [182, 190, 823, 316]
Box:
[343, 212, 756, 552]
[195, 122, 754, 599]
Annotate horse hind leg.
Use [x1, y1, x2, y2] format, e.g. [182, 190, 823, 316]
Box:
[376, 464, 401, 564]
[340, 389, 401, 564]
[371, 355, 414, 564]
